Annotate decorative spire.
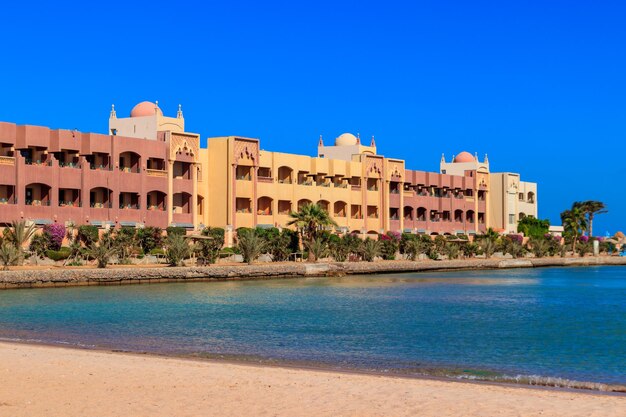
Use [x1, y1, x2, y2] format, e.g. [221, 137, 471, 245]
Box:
[109, 104, 116, 119]
[474, 151, 479, 161]
[370, 135, 376, 147]
[356, 132, 361, 145]
[155, 100, 159, 115]
[318, 135, 323, 146]
[484, 153, 489, 163]
[441, 153, 446, 163]
[177, 104, 183, 119]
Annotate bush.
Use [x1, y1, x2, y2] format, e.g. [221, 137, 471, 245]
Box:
[77, 225, 99, 247]
[165, 234, 191, 266]
[0, 242, 20, 270]
[149, 248, 165, 256]
[236, 229, 268, 265]
[166, 226, 186, 237]
[305, 237, 328, 261]
[379, 232, 399, 260]
[360, 238, 380, 262]
[45, 248, 71, 262]
[136, 227, 163, 253]
[43, 223, 66, 251]
[29, 233, 50, 258]
[197, 227, 225, 264]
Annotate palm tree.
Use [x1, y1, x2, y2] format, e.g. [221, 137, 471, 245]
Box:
[236, 229, 268, 265]
[3, 220, 37, 265]
[575, 201, 607, 237]
[561, 205, 587, 254]
[287, 203, 337, 261]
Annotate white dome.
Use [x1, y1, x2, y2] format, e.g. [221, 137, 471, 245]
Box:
[334, 133, 358, 146]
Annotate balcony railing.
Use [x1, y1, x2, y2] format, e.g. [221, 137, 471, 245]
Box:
[59, 201, 82, 207]
[90, 164, 113, 171]
[90, 202, 113, 208]
[147, 169, 167, 177]
[26, 200, 51, 206]
[120, 203, 140, 209]
[59, 161, 80, 168]
[25, 159, 52, 166]
[0, 156, 15, 166]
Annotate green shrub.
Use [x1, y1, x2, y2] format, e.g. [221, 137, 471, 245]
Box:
[360, 238, 381, 262]
[149, 248, 165, 256]
[166, 226, 186, 237]
[236, 229, 268, 265]
[197, 227, 225, 264]
[77, 225, 99, 247]
[165, 234, 191, 266]
[45, 247, 71, 262]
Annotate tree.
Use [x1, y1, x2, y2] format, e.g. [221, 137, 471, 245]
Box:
[561, 204, 587, 254]
[136, 227, 163, 254]
[359, 238, 381, 262]
[236, 228, 268, 265]
[88, 240, 116, 268]
[575, 201, 607, 237]
[0, 242, 20, 270]
[195, 227, 225, 264]
[478, 238, 497, 258]
[287, 203, 338, 261]
[112, 227, 137, 264]
[3, 220, 37, 265]
[517, 216, 550, 239]
[165, 234, 191, 266]
[306, 237, 328, 261]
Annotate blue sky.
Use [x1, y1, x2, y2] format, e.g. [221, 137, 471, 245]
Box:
[1, 1, 624, 233]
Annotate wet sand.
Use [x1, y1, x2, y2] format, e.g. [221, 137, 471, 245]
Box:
[0, 342, 623, 417]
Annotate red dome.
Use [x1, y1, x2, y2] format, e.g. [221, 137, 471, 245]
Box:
[130, 101, 162, 117]
[454, 151, 475, 163]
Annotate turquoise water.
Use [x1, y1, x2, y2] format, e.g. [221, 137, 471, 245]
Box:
[1, 266, 625, 387]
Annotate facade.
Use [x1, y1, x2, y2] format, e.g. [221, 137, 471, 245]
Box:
[0, 101, 537, 238]
[0, 102, 200, 229]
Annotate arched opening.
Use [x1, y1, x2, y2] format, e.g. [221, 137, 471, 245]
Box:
[25, 183, 51, 206]
[119, 192, 140, 209]
[334, 201, 347, 217]
[277, 166, 293, 184]
[257, 196, 273, 215]
[527, 192, 535, 203]
[416, 207, 427, 221]
[403, 206, 414, 221]
[147, 191, 166, 211]
[90, 187, 112, 208]
[197, 195, 204, 216]
[173, 192, 192, 214]
[466, 210, 475, 224]
[317, 200, 330, 213]
[454, 209, 464, 222]
[519, 212, 526, 220]
[297, 199, 312, 210]
[118, 151, 141, 173]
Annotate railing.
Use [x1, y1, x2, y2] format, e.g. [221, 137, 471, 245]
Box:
[26, 200, 51, 206]
[90, 164, 113, 171]
[147, 169, 167, 177]
[25, 159, 52, 166]
[0, 156, 15, 166]
[91, 202, 113, 208]
[59, 201, 82, 207]
[59, 161, 80, 168]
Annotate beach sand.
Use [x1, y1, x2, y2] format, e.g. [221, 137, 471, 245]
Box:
[0, 342, 623, 417]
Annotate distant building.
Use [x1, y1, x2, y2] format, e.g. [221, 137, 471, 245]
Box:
[0, 102, 538, 237]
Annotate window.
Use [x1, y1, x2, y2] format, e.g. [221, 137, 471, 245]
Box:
[519, 192, 524, 201]
[509, 214, 515, 224]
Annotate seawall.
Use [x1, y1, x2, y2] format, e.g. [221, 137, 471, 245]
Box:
[1, 257, 625, 290]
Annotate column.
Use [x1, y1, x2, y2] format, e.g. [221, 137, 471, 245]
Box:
[191, 162, 198, 230]
[167, 160, 174, 226]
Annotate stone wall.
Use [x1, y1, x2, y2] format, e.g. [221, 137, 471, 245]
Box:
[1, 257, 625, 290]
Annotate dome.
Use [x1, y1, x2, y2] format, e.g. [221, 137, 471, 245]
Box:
[130, 101, 162, 118]
[453, 151, 475, 163]
[334, 133, 358, 146]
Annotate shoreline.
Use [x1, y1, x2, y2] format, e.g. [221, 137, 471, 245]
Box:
[1, 256, 625, 290]
[2, 338, 624, 395]
[1, 341, 624, 417]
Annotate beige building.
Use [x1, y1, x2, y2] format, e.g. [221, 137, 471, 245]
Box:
[489, 173, 538, 233]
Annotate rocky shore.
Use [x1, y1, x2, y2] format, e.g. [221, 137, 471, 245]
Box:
[1, 256, 625, 290]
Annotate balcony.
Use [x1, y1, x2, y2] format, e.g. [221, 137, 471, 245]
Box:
[334, 182, 348, 188]
[59, 201, 82, 207]
[59, 161, 80, 168]
[258, 176, 273, 183]
[25, 159, 52, 166]
[147, 169, 167, 178]
[0, 156, 15, 166]
[26, 200, 51, 206]
[90, 164, 113, 171]
[120, 203, 140, 210]
[90, 202, 113, 208]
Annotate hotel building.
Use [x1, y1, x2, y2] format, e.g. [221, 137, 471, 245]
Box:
[0, 101, 537, 237]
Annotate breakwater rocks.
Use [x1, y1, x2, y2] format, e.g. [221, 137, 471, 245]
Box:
[1, 257, 625, 290]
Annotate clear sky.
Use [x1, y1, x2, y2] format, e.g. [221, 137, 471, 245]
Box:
[1, 1, 624, 233]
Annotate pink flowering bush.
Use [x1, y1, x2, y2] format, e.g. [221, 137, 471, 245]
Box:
[43, 223, 66, 251]
[579, 235, 589, 243]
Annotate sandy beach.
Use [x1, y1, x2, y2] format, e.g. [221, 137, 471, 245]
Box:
[0, 342, 623, 417]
